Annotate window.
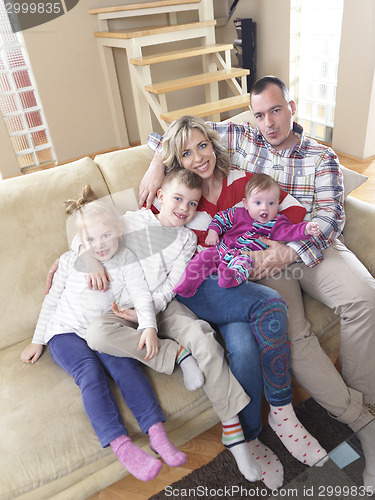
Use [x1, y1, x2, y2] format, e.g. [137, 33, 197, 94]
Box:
[0, 1, 55, 171]
[290, 0, 344, 142]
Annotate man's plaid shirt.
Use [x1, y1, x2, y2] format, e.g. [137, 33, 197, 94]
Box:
[148, 121, 345, 267]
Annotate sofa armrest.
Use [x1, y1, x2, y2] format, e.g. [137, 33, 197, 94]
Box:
[342, 196, 375, 275]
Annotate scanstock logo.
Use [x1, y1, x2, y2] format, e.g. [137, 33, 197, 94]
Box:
[5, 0, 80, 32]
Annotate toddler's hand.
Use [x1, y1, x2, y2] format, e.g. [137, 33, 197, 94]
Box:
[21, 343, 43, 363]
[205, 229, 219, 246]
[305, 221, 320, 237]
[111, 302, 138, 323]
[138, 328, 158, 360]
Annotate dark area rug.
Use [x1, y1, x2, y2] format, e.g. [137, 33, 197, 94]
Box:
[149, 398, 357, 500]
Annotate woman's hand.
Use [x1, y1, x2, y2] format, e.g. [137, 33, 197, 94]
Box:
[138, 152, 165, 209]
[138, 327, 158, 360]
[21, 343, 43, 363]
[244, 238, 299, 280]
[44, 258, 59, 295]
[111, 302, 138, 323]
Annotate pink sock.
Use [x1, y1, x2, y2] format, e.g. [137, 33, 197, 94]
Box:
[148, 422, 187, 467]
[110, 435, 162, 481]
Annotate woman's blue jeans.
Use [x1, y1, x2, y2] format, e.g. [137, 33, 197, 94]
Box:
[49, 333, 165, 447]
[177, 275, 292, 441]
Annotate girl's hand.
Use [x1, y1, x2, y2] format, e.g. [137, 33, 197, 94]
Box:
[305, 221, 320, 236]
[138, 328, 158, 360]
[111, 302, 138, 323]
[205, 229, 219, 246]
[21, 343, 43, 363]
[44, 258, 60, 295]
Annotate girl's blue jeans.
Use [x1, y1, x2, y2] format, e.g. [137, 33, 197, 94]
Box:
[48, 332, 165, 447]
[177, 275, 292, 441]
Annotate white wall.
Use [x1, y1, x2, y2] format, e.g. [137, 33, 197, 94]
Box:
[333, 0, 375, 159]
[21, 1, 118, 164]
[0, 118, 20, 178]
[216, 0, 291, 90]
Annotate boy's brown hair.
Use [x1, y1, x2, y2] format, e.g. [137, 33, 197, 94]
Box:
[244, 173, 280, 199]
[162, 167, 202, 191]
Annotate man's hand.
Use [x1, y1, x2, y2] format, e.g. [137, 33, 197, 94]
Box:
[138, 327, 158, 360]
[21, 343, 43, 363]
[44, 258, 59, 295]
[244, 238, 299, 280]
[138, 152, 165, 209]
[111, 302, 138, 323]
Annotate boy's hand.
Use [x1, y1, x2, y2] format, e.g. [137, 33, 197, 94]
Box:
[44, 258, 59, 295]
[21, 343, 43, 363]
[205, 229, 219, 246]
[111, 302, 138, 323]
[138, 328, 158, 360]
[78, 251, 112, 291]
[305, 221, 320, 236]
[87, 269, 112, 292]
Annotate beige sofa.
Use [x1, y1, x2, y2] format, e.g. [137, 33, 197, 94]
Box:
[1, 139, 374, 499]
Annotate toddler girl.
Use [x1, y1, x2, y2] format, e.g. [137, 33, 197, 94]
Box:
[21, 186, 188, 481]
[174, 173, 320, 296]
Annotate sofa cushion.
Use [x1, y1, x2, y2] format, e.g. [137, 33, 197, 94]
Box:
[94, 146, 153, 210]
[340, 165, 368, 198]
[0, 157, 110, 349]
[0, 340, 212, 499]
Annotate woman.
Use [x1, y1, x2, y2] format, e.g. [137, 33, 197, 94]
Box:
[141, 116, 327, 489]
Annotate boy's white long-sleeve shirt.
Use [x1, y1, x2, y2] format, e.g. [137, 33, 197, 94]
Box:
[71, 208, 197, 315]
[33, 246, 157, 345]
[121, 209, 197, 313]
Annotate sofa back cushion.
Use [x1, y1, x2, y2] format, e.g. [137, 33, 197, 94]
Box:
[94, 145, 153, 212]
[0, 157, 110, 349]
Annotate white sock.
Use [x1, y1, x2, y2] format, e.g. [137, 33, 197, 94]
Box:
[176, 345, 204, 391]
[247, 438, 284, 490]
[358, 419, 375, 494]
[269, 403, 328, 466]
[222, 417, 262, 482]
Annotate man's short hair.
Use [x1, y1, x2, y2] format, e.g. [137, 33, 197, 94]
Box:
[250, 75, 290, 105]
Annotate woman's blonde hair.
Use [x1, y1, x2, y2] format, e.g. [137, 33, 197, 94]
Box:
[162, 115, 231, 177]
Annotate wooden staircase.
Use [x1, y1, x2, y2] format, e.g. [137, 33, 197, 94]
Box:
[90, 0, 251, 146]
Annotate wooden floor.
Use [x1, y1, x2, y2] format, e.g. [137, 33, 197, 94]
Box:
[89, 150, 374, 499]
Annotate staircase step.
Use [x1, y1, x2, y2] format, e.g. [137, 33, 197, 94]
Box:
[145, 68, 250, 94]
[160, 94, 250, 123]
[89, 0, 200, 15]
[94, 20, 216, 40]
[130, 43, 233, 66]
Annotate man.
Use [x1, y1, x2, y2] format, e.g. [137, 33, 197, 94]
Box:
[139, 76, 375, 492]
